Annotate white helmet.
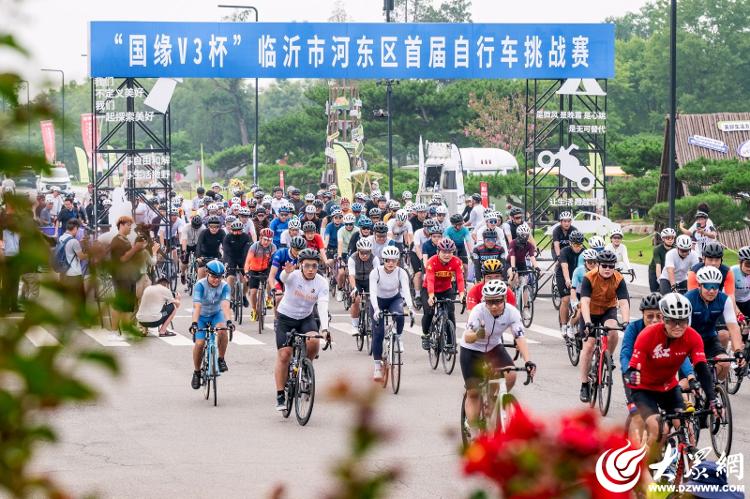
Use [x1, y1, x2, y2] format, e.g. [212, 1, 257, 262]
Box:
[582, 249, 599, 261]
[356, 238, 373, 251]
[288, 218, 301, 229]
[432, 193, 443, 201]
[262, 195, 273, 204]
[381, 246, 401, 260]
[208, 203, 219, 212]
[676, 235, 693, 250]
[231, 197, 241, 205]
[588, 236, 605, 250]
[516, 223, 531, 236]
[404, 202, 414, 213]
[610, 228, 623, 238]
[659, 293, 692, 319]
[388, 200, 401, 210]
[343, 214, 356, 224]
[661, 227, 677, 239]
[44, 194, 54, 203]
[396, 209, 407, 222]
[482, 279, 508, 298]
[483, 210, 494, 220]
[414, 203, 427, 212]
[305, 205, 317, 214]
[402, 190, 412, 200]
[435, 205, 448, 215]
[559, 211, 573, 221]
[696, 266, 723, 285]
[304, 193, 315, 202]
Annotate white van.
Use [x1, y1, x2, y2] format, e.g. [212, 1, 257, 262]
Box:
[37, 166, 72, 193]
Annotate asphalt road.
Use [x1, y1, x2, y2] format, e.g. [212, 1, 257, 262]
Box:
[30, 272, 750, 498]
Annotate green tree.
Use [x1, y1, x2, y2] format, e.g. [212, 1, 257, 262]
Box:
[675, 158, 739, 193]
[609, 133, 662, 177]
[206, 144, 252, 178]
[391, 0, 472, 22]
[607, 172, 659, 218]
[463, 91, 526, 157]
[649, 192, 747, 230]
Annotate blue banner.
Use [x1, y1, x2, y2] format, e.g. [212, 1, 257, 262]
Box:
[89, 21, 615, 79]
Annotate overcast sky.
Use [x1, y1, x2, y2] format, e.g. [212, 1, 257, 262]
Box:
[1, 0, 651, 94]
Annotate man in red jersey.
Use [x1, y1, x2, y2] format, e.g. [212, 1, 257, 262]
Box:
[626, 293, 718, 450]
[421, 237, 465, 350]
[466, 258, 516, 311]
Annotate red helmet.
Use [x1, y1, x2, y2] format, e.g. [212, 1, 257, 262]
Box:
[259, 228, 273, 238]
[437, 238, 456, 253]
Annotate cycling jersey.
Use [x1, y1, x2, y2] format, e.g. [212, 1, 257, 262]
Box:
[323, 222, 342, 249]
[369, 265, 414, 312]
[466, 282, 516, 310]
[605, 243, 631, 270]
[580, 269, 628, 315]
[471, 244, 506, 278]
[269, 217, 288, 247]
[660, 248, 699, 282]
[181, 225, 204, 248]
[421, 239, 440, 261]
[731, 264, 750, 304]
[276, 269, 329, 330]
[413, 229, 430, 253]
[244, 241, 277, 272]
[337, 226, 358, 255]
[685, 288, 736, 339]
[552, 225, 578, 253]
[570, 265, 587, 296]
[508, 240, 536, 270]
[502, 220, 522, 242]
[271, 247, 298, 282]
[687, 263, 735, 296]
[627, 322, 706, 392]
[159, 219, 186, 245]
[462, 302, 524, 353]
[468, 204, 485, 228]
[370, 236, 397, 260]
[305, 234, 326, 252]
[620, 319, 693, 377]
[424, 255, 465, 295]
[556, 245, 583, 280]
[221, 233, 251, 267]
[410, 216, 424, 231]
[280, 229, 300, 248]
[387, 219, 413, 243]
[196, 229, 225, 259]
[444, 226, 470, 256]
[193, 278, 230, 317]
[348, 252, 379, 282]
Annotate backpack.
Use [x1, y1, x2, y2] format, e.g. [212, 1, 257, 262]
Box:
[52, 234, 75, 273]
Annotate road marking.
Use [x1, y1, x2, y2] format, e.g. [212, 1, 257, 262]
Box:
[26, 326, 60, 347]
[155, 332, 193, 346]
[231, 331, 264, 345]
[329, 321, 355, 336]
[82, 328, 131, 347]
[527, 325, 563, 340]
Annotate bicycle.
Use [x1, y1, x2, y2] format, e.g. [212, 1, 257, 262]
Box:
[340, 259, 353, 311]
[427, 298, 464, 375]
[460, 365, 534, 447]
[551, 269, 562, 311]
[185, 253, 198, 294]
[228, 267, 244, 325]
[380, 311, 414, 395]
[686, 358, 733, 457]
[156, 252, 178, 293]
[355, 291, 372, 354]
[726, 323, 748, 395]
[585, 323, 623, 416]
[281, 329, 331, 426]
[193, 323, 234, 407]
[252, 271, 269, 335]
[656, 405, 710, 487]
[513, 268, 539, 328]
[616, 267, 636, 283]
[564, 303, 582, 366]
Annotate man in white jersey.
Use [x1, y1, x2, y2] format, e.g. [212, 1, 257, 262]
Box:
[659, 234, 699, 294]
[386, 209, 413, 253]
[273, 248, 330, 411]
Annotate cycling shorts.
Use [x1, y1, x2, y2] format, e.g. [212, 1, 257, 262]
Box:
[355, 279, 369, 293]
[702, 335, 725, 359]
[248, 270, 270, 289]
[555, 272, 570, 298]
[195, 311, 226, 341]
[579, 307, 618, 338]
[197, 256, 220, 268]
[410, 251, 423, 274]
[738, 300, 750, 317]
[631, 386, 684, 419]
[224, 261, 245, 277]
[459, 344, 514, 390]
[325, 247, 337, 260]
[274, 312, 318, 349]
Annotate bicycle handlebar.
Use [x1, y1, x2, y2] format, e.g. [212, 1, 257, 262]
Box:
[488, 366, 535, 386]
[287, 330, 333, 350]
[382, 311, 415, 328]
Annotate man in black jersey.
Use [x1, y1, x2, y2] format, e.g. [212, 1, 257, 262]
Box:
[196, 216, 225, 279]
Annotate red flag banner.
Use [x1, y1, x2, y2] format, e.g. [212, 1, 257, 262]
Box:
[80, 113, 101, 163]
[480, 181, 489, 208]
[279, 170, 285, 191]
[40, 120, 56, 163]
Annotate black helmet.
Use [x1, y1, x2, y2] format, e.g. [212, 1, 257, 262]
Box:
[449, 214, 463, 225]
[702, 241, 724, 259]
[369, 208, 382, 218]
[373, 222, 388, 234]
[313, 199, 324, 208]
[509, 207, 523, 217]
[297, 248, 320, 262]
[206, 215, 221, 226]
[191, 215, 203, 228]
[197, 186, 205, 195]
[569, 230, 584, 244]
[471, 193, 482, 202]
[640, 292, 662, 311]
[482, 228, 498, 240]
[302, 221, 317, 232]
[255, 206, 266, 215]
[289, 235, 306, 250]
[597, 249, 618, 265]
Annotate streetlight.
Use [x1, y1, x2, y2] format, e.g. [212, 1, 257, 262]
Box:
[667, 0, 677, 228]
[19, 80, 30, 152]
[376, 79, 399, 199]
[218, 4, 260, 184]
[41, 68, 65, 165]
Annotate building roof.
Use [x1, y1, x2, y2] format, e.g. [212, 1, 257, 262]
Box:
[657, 112, 750, 202]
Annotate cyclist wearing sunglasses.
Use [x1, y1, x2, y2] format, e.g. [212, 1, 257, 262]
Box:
[684, 266, 745, 382]
[578, 250, 630, 403]
[556, 230, 585, 336]
[466, 259, 516, 311]
[421, 238, 465, 350]
[274, 248, 330, 411]
[659, 234, 698, 295]
[625, 293, 717, 450]
[686, 241, 735, 295]
[731, 246, 750, 320]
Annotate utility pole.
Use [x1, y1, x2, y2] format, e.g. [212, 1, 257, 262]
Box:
[668, 0, 677, 228]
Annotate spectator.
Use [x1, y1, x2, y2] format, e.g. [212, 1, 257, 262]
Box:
[39, 196, 54, 227]
[48, 187, 63, 219]
[136, 277, 179, 336]
[0, 202, 21, 312]
[108, 216, 147, 330]
[56, 196, 82, 237]
[58, 218, 87, 299]
[679, 209, 717, 259]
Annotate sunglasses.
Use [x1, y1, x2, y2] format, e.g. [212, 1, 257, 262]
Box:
[701, 283, 720, 291]
[600, 263, 616, 269]
[345, 223, 354, 227]
[302, 262, 319, 270]
[665, 318, 688, 327]
[485, 299, 505, 306]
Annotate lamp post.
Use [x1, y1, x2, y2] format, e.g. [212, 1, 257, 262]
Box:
[667, 0, 677, 228]
[19, 80, 30, 152]
[218, 4, 260, 184]
[41, 68, 65, 165]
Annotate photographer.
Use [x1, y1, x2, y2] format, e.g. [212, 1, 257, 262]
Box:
[136, 277, 180, 336]
[679, 206, 717, 259]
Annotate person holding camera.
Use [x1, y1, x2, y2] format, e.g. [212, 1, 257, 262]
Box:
[679, 208, 717, 259]
[136, 277, 180, 336]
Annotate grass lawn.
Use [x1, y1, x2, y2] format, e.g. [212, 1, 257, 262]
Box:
[623, 233, 738, 267]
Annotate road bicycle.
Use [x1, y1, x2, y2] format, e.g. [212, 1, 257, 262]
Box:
[551, 269, 562, 311]
[252, 271, 269, 335]
[339, 259, 353, 311]
[380, 311, 413, 395]
[585, 323, 623, 416]
[355, 290, 372, 354]
[427, 298, 464, 375]
[155, 252, 178, 293]
[281, 329, 331, 426]
[616, 266, 636, 283]
[513, 268, 539, 328]
[228, 267, 244, 325]
[460, 365, 534, 447]
[563, 303, 582, 366]
[185, 253, 198, 295]
[193, 323, 234, 407]
[686, 357, 734, 457]
[726, 322, 748, 395]
[656, 405, 710, 487]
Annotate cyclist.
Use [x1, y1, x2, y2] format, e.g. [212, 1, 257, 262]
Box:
[421, 238, 466, 350]
[551, 211, 577, 260]
[465, 193, 485, 229]
[387, 209, 413, 255]
[244, 227, 276, 321]
[274, 248, 330, 411]
[473, 211, 507, 253]
[302, 221, 328, 263]
[580, 235, 606, 267]
[347, 216, 372, 255]
[659, 234, 698, 294]
[192, 186, 207, 212]
[280, 217, 301, 248]
[300, 204, 321, 232]
[249, 206, 270, 243]
[435, 205, 450, 230]
[195, 216, 225, 280]
[502, 207, 525, 246]
[445, 214, 472, 280]
[605, 228, 631, 273]
[648, 228, 676, 293]
[336, 213, 359, 295]
[685, 266, 745, 380]
[268, 235, 306, 305]
[410, 203, 428, 231]
[180, 215, 204, 284]
[556, 230, 585, 336]
[461, 280, 536, 433]
[625, 293, 718, 450]
[421, 225, 444, 268]
[222, 220, 252, 307]
[382, 200, 400, 223]
[506, 223, 540, 290]
[189, 260, 233, 389]
[351, 203, 365, 225]
[323, 211, 344, 291]
[731, 246, 750, 319]
[410, 219, 437, 305]
[466, 259, 516, 310]
[368, 207, 382, 224]
[471, 229, 507, 282]
[370, 246, 415, 381]
[579, 250, 630, 403]
[686, 240, 735, 295]
[566, 249, 599, 338]
[371, 221, 396, 260]
[679, 210, 717, 259]
[269, 206, 290, 248]
[348, 238, 380, 333]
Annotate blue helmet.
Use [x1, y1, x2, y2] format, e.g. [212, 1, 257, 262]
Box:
[351, 202, 363, 212]
[428, 206, 437, 216]
[359, 217, 373, 229]
[206, 260, 225, 277]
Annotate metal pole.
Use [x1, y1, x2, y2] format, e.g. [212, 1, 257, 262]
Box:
[20, 80, 30, 152]
[387, 80, 393, 199]
[668, 0, 677, 228]
[41, 68, 65, 164]
[218, 4, 259, 184]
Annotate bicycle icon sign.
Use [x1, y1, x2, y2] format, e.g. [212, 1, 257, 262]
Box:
[537, 144, 595, 192]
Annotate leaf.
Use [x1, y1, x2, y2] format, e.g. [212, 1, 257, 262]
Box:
[77, 350, 120, 375]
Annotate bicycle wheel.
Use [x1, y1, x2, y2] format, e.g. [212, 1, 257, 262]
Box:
[726, 363, 744, 395]
[710, 385, 732, 457]
[442, 320, 456, 375]
[256, 287, 265, 334]
[282, 379, 293, 419]
[356, 312, 365, 351]
[566, 335, 581, 366]
[391, 335, 401, 394]
[499, 393, 520, 433]
[294, 358, 316, 426]
[428, 322, 441, 370]
[588, 351, 599, 409]
[521, 284, 534, 328]
[232, 284, 240, 323]
[551, 278, 561, 310]
[598, 353, 613, 416]
[365, 313, 373, 355]
[460, 392, 472, 448]
[212, 370, 218, 407]
[381, 337, 390, 389]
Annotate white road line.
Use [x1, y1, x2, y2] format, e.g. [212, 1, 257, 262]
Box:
[155, 332, 193, 346]
[26, 326, 60, 347]
[231, 331, 265, 345]
[82, 328, 131, 347]
[527, 325, 564, 340]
